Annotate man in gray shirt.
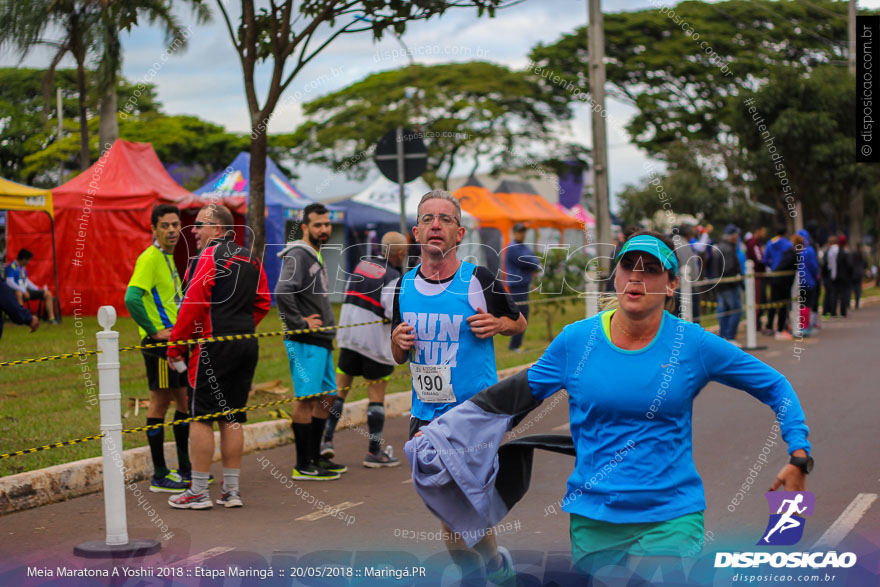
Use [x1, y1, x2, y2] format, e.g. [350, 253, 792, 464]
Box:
[275, 203, 344, 481]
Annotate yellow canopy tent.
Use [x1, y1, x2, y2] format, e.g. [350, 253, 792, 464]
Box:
[1, 178, 59, 313]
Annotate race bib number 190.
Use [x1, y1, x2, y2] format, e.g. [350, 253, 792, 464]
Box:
[410, 364, 455, 403]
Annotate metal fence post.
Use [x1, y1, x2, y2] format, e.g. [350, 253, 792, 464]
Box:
[744, 260, 758, 349]
[680, 264, 693, 322]
[585, 270, 599, 318]
[74, 306, 160, 558]
[790, 272, 802, 338]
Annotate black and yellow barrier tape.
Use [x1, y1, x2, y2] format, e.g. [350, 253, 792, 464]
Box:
[700, 299, 796, 310]
[119, 319, 389, 353]
[0, 349, 98, 367]
[0, 319, 389, 369]
[0, 372, 413, 460]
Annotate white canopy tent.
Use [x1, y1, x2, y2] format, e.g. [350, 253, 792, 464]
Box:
[349, 176, 484, 267]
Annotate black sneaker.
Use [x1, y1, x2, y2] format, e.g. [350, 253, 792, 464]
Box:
[320, 441, 335, 459]
[317, 458, 347, 474]
[363, 451, 401, 468]
[150, 471, 188, 493]
[291, 465, 340, 481]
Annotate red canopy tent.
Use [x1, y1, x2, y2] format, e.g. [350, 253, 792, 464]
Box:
[7, 140, 202, 315]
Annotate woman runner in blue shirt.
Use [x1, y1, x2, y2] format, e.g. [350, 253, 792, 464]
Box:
[527, 230, 813, 579]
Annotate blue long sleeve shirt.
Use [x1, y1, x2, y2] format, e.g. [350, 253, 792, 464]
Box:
[764, 237, 793, 271]
[504, 241, 541, 294]
[799, 246, 819, 289]
[527, 310, 810, 524]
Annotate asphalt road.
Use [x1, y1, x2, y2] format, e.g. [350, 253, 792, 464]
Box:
[2, 304, 879, 586]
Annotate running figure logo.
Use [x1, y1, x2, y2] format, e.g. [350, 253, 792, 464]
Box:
[759, 491, 815, 546]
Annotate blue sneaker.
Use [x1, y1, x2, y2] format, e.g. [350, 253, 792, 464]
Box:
[487, 546, 516, 586]
[150, 471, 188, 493]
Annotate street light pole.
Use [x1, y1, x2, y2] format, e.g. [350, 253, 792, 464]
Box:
[588, 0, 612, 274]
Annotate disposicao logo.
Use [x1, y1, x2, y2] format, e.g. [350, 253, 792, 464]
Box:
[759, 490, 814, 546]
[714, 491, 858, 570]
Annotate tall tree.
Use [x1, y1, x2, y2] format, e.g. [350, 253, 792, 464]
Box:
[530, 0, 859, 158]
[217, 0, 508, 258]
[731, 66, 865, 233]
[283, 62, 571, 189]
[94, 0, 210, 152]
[0, 67, 159, 184]
[0, 0, 102, 170]
[22, 112, 247, 187]
[531, 0, 878, 233]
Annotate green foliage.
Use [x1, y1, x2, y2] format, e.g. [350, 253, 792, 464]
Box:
[617, 141, 759, 230]
[531, 248, 591, 340]
[0, 68, 160, 185]
[731, 66, 866, 227]
[21, 112, 247, 188]
[282, 62, 571, 188]
[530, 0, 866, 156]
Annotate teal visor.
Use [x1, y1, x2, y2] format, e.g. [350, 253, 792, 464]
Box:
[615, 235, 679, 274]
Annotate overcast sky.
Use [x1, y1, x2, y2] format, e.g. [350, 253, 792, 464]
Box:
[3, 0, 875, 209]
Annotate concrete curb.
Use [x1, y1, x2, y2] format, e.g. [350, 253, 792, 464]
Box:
[0, 391, 410, 516]
[0, 362, 535, 516]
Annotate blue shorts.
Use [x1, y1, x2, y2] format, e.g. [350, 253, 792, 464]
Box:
[284, 340, 336, 398]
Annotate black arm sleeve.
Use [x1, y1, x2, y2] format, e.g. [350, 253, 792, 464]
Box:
[391, 286, 402, 334]
[473, 266, 521, 320]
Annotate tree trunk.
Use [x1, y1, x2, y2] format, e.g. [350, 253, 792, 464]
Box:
[848, 186, 863, 245]
[75, 60, 90, 171]
[98, 85, 119, 154]
[248, 121, 268, 260]
[793, 200, 804, 232]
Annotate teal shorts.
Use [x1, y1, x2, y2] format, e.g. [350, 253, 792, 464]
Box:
[570, 511, 704, 563]
[284, 340, 336, 398]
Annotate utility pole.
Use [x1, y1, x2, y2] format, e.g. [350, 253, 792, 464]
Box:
[588, 0, 612, 275]
[849, 0, 864, 246]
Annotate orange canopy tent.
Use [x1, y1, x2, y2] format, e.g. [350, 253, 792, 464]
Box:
[492, 180, 582, 234]
[453, 179, 525, 248]
[7, 140, 202, 315]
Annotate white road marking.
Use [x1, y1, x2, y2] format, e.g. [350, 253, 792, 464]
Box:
[552, 423, 570, 431]
[811, 493, 878, 549]
[296, 501, 363, 522]
[170, 546, 235, 567]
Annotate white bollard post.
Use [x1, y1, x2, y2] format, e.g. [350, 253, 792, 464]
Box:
[96, 306, 127, 545]
[790, 272, 802, 338]
[680, 265, 693, 322]
[585, 270, 599, 318]
[744, 260, 758, 349]
[74, 306, 160, 558]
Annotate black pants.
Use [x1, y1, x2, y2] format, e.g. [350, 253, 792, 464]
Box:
[767, 277, 793, 332]
[821, 276, 835, 315]
[852, 279, 863, 309]
[832, 281, 851, 317]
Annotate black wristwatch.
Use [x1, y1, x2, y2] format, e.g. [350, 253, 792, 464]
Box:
[789, 455, 814, 474]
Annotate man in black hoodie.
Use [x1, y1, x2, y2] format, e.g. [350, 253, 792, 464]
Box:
[275, 203, 344, 481]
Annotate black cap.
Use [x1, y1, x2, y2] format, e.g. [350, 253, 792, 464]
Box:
[513, 223, 527, 232]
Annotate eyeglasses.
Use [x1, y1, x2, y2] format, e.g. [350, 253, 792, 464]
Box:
[418, 213, 460, 226]
[193, 221, 217, 228]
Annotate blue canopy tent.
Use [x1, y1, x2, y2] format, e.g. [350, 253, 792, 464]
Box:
[194, 152, 345, 296]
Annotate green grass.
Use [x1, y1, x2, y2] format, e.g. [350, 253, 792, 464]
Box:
[0, 298, 586, 477]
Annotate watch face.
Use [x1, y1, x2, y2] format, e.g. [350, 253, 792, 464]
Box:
[804, 457, 814, 474]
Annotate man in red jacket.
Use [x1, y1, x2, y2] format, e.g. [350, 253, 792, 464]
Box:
[166, 204, 270, 510]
